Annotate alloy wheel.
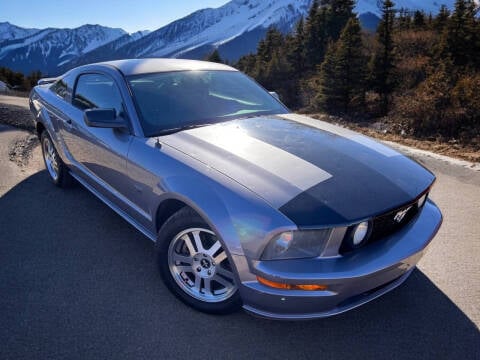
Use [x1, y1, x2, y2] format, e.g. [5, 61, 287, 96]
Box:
[168, 228, 237, 303]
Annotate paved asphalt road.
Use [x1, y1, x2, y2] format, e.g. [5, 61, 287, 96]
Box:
[0, 96, 479, 359]
[0, 94, 29, 107]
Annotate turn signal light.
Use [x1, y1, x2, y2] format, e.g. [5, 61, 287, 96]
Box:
[257, 276, 327, 291]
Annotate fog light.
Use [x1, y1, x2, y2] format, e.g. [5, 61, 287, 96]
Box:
[352, 221, 369, 246]
[257, 276, 327, 291]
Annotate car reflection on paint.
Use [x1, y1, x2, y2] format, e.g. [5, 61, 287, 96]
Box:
[29, 59, 442, 319]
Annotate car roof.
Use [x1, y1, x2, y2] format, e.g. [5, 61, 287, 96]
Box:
[92, 58, 238, 76]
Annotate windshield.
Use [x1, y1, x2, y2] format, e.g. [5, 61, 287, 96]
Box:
[127, 70, 289, 136]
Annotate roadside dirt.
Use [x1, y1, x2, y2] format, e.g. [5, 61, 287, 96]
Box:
[8, 133, 39, 167]
[0, 104, 38, 167]
[0, 104, 35, 132]
[309, 113, 480, 163]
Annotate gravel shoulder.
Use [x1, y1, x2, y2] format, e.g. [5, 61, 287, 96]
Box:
[0, 96, 34, 132]
[0, 125, 43, 196]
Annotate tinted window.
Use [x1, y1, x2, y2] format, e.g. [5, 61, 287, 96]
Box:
[73, 73, 124, 116]
[127, 70, 288, 137]
[50, 79, 68, 99]
[50, 73, 75, 101]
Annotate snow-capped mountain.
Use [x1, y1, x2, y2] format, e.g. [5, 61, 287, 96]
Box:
[0, 22, 40, 41]
[118, 0, 456, 61]
[121, 0, 313, 60]
[58, 30, 151, 72]
[0, 0, 457, 75]
[0, 25, 127, 74]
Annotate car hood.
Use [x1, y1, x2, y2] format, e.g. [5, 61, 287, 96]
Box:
[160, 114, 435, 227]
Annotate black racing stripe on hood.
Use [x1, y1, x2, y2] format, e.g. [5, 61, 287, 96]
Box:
[233, 116, 435, 227]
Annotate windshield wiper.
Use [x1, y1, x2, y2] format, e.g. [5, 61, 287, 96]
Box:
[153, 123, 212, 136]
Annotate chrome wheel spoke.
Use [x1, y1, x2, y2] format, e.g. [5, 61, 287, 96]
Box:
[214, 251, 227, 265]
[207, 240, 222, 257]
[194, 274, 202, 291]
[181, 234, 196, 256]
[176, 265, 192, 274]
[217, 266, 234, 279]
[192, 230, 205, 253]
[172, 252, 192, 265]
[213, 274, 233, 289]
[203, 278, 213, 295]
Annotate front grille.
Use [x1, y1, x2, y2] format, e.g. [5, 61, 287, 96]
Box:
[340, 199, 421, 254]
[369, 201, 419, 243]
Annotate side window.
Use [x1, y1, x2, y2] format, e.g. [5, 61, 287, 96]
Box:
[50, 73, 75, 101]
[50, 79, 68, 99]
[73, 73, 124, 116]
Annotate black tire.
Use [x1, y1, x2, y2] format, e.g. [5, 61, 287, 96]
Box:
[40, 131, 72, 188]
[156, 207, 242, 314]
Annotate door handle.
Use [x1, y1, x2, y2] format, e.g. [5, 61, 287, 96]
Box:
[66, 119, 72, 124]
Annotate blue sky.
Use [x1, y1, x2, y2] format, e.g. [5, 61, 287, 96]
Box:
[1, 0, 229, 33]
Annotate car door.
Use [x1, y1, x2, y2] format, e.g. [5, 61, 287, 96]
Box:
[62, 72, 134, 211]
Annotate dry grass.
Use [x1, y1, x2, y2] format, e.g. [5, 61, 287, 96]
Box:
[309, 113, 480, 163]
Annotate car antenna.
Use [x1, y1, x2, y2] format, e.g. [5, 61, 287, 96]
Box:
[155, 138, 162, 149]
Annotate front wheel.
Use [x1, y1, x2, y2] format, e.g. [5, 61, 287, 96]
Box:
[157, 207, 241, 314]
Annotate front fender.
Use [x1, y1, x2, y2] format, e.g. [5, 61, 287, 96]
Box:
[155, 173, 296, 260]
[127, 137, 297, 260]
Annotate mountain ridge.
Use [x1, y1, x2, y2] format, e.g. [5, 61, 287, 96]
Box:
[0, 0, 457, 75]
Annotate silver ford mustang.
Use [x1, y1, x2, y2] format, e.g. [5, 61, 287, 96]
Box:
[29, 59, 442, 320]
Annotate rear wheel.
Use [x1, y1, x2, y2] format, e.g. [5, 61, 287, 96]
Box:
[40, 131, 72, 187]
[157, 207, 241, 314]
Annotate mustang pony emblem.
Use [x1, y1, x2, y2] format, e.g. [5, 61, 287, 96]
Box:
[394, 207, 412, 223]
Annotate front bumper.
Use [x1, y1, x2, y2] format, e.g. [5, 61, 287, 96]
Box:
[237, 200, 442, 320]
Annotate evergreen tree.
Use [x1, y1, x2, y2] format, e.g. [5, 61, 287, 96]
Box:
[369, 0, 396, 115]
[253, 27, 285, 84]
[256, 27, 284, 65]
[303, 0, 327, 71]
[264, 51, 294, 104]
[26, 71, 43, 89]
[434, 5, 450, 31]
[397, 9, 412, 30]
[317, 17, 367, 113]
[315, 41, 337, 110]
[413, 11, 426, 28]
[440, 0, 479, 69]
[235, 54, 257, 76]
[324, 0, 356, 41]
[205, 49, 223, 63]
[0, 67, 26, 88]
[286, 17, 306, 78]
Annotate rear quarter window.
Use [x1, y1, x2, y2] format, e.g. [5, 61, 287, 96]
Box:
[49, 73, 75, 101]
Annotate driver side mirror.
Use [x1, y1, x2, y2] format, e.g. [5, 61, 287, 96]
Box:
[84, 108, 126, 129]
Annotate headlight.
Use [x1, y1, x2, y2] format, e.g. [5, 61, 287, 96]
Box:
[262, 229, 332, 260]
